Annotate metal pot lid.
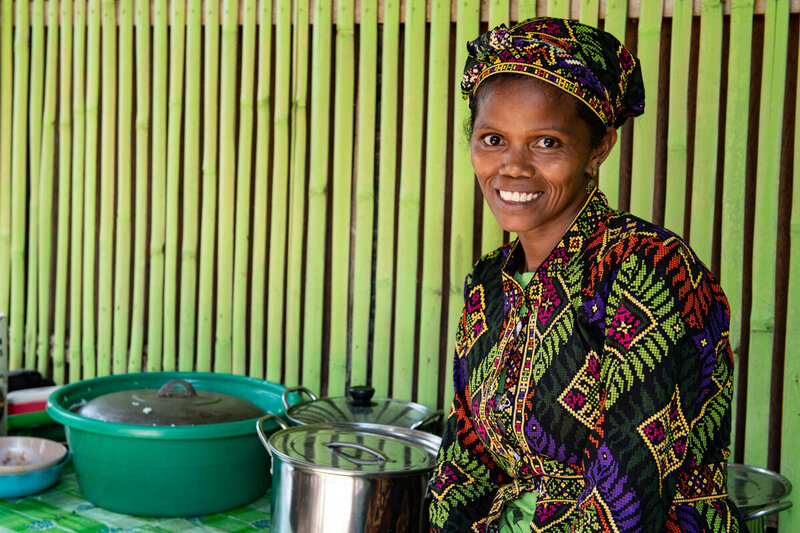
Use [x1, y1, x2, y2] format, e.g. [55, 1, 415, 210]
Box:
[284, 385, 437, 429]
[76, 379, 266, 426]
[267, 422, 440, 475]
[727, 463, 792, 511]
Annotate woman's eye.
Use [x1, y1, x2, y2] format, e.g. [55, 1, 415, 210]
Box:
[482, 134, 503, 146]
[536, 137, 558, 149]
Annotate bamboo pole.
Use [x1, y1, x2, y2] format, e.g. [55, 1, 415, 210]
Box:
[392, 0, 425, 402]
[179, 0, 201, 372]
[37, 0, 57, 377]
[549, 0, 572, 18]
[780, 38, 800, 530]
[197, 0, 220, 372]
[283, 0, 309, 387]
[350, 0, 378, 388]
[0, 0, 12, 319]
[417, 0, 450, 409]
[688, 0, 722, 264]
[301, 0, 332, 392]
[112, 0, 133, 375]
[663, 0, 692, 236]
[24, 0, 44, 371]
[266, 0, 292, 383]
[215, 0, 238, 373]
[163, 0, 186, 372]
[232, 0, 256, 376]
[82, 0, 101, 379]
[445, 0, 480, 404]
[480, 0, 507, 255]
[8, 0, 28, 370]
[129, 0, 151, 372]
[70, 0, 86, 383]
[96, 0, 118, 377]
[373, 0, 401, 396]
[147, 0, 168, 372]
[579, 0, 600, 26]
[744, 0, 789, 468]
[249, 0, 273, 379]
[629, 0, 661, 219]
[720, 0, 753, 454]
[517, 0, 537, 17]
[50, 0, 69, 383]
[597, 0, 626, 207]
[329, 0, 356, 396]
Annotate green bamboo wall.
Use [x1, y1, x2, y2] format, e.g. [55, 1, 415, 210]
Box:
[0, 0, 798, 528]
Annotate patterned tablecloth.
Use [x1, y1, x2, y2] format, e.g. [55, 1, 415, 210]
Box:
[0, 466, 273, 532]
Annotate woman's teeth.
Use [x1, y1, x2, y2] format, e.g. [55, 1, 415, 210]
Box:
[499, 190, 542, 203]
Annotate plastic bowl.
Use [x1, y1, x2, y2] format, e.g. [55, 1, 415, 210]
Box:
[0, 452, 70, 499]
[0, 436, 68, 475]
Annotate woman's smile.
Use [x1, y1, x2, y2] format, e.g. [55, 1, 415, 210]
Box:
[497, 189, 544, 204]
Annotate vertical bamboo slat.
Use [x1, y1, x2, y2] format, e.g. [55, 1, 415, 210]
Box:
[249, 0, 273, 379]
[179, 0, 201, 371]
[720, 0, 754, 452]
[548, 0, 571, 19]
[417, 0, 450, 408]
[688, 0, 722, 263]
[392, 0, 425, 401]
[629, 0, 661, 220]
[8, 0, 28, 370]
[446, 0, 480, 404]
[663, 0, 692, 235]
[231, 0, 256, 375]
[302, 0, 332, 392]
[517, 0, 537, 19]
[598, 0, 626, 207]
[780, 43, 800, 529]
[283, 0, 309, 388]
[112, 0, 133, 375]
[373, 0, 401, 396]
[266, 0, 292, 383]
[163, 0, 185, 372]
[0, 0, 12, 319]
[129, 0, 150, 373]
[36, 0, 57, 377]
[24, 0, 44, 371]
[214, 0, 238, 373]
[196, 0, 220, 372]
[53, 0, 73, 384]
[481, 0, 507, 255]
[69, 0, 86, 383]
[744, 0, 789, 468]
[146, 0, 167, 372]
[579, 0, 599, 27]
[350, 0, 378, 388]
[97, 0, 117, 376]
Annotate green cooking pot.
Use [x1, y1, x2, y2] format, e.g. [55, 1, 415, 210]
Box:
[47, 372, 288, 517]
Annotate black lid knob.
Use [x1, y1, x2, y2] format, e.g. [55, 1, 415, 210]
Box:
[349, 385, 375, 407]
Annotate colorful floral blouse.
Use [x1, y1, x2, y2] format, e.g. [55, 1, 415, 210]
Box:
[428, 190, 747, 532]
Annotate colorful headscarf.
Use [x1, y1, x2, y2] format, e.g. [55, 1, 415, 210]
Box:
[462, 17, 645, 128]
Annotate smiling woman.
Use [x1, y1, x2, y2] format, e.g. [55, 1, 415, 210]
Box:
[427, 17, 749, 533]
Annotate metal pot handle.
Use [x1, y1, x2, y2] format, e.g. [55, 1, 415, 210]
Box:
[282, 385, 318, 410]
[742, 500, 792, 521]
[256, 414, 289, 453]
[324, 441, 396, 466]
[410, 409, 445, 431]
[157, 380, 197, 398]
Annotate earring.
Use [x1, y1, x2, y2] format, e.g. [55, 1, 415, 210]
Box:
[586, 168, 599, 195]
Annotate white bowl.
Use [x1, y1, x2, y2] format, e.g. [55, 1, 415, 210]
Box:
[0, 436, 68, 475]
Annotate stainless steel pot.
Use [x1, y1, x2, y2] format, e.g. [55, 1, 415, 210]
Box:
[257, 415, 440, 533]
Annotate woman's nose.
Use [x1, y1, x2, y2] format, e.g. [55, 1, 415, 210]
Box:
[500, 145, 533, 178]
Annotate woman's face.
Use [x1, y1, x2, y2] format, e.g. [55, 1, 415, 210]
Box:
[470, 77, 615, 244]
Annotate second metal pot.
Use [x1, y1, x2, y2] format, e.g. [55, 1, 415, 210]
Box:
[257, 416, 440, 533]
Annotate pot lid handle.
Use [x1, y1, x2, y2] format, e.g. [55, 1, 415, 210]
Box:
[157, 380, 197, 399]
[324, 441, 396, 466]
[282, 385, 318, 410]
[410, 409, 444, 431]
[348, 385, 375, 407]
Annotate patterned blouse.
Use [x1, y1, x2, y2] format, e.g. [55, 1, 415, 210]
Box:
[428, 190, 747, 532]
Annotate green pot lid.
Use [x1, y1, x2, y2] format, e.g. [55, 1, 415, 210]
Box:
[76, 380, 265, 426]
[268, 422, 440, 475]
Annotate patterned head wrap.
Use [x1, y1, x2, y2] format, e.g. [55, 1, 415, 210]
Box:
[462, 17, 645, 128]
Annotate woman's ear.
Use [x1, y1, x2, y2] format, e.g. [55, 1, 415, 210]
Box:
[591, 127, 618, 169]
